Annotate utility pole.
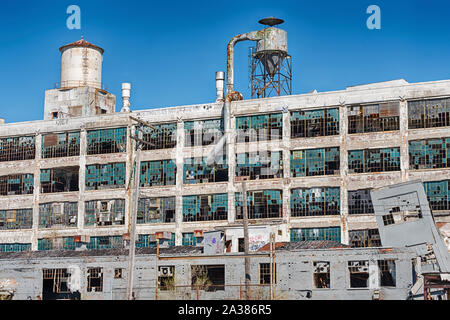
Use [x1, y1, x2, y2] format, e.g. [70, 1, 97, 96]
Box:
[126, 115, 156, 300]
[242, 180, 251, 299]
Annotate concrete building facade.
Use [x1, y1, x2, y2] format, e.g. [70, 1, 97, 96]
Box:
[0, 76, 450, 254]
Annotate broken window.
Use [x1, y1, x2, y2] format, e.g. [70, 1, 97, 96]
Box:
[39, 202, 77, 229]
[0, 173, 34, 196]
[85, 199, 125, 227]
[87, 268, 103, 292]
[236, 113, 282, 143]
[409, 137, 450, 170]
[259, 263, 277, 285]
[348, 147, 400, 173]
[114, 268, 123, 279]
[183, 193, 228, 222]
[349, 229, 381, 248]
[42, 269, 73, 300]
[291, 187, 340, 216]
[87, 127, 127, 155]
[42, 132, 80, 159]
[158, 266, 175, 291]
[0, 209, 32, 230]
[348, 189, 374, 214]
[290, 227, 341, 242]
[184, 155, 228, 184]
[41, 167, 79, 193]
[408, 98, 450, 129]
[291, 108, 339, 138]
[191, 265, 225, 291]
[140, 160, 176, 187]
[235, 190, 282, 220]
[424, 180, 450, 212]
[86, 236, 123, 250]
[184, 119, 223, 147]
[380, 192, 423, 226]
[137, 197, 175, 224]
[139, 123, 177, 150]
[348, 102, 399, 134]
[313, 262, 330, 288]
[291, 147, 340, 177]
[236, 151, 283, 181]
[0, 243, 31, 252]
[85, 163, 126, 190]
[0, 136, 35, 162]
[378, 260, 396, 287]
[348, 260, 369, 288]
[136, 233, 175, 248]
[38, 237, 78, 251]
[182, 233, 202, 246]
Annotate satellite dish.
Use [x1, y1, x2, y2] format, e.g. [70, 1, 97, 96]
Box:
[258, 17, 284, 27]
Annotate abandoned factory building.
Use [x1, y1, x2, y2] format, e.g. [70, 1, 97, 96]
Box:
[0, 18, 449, 300]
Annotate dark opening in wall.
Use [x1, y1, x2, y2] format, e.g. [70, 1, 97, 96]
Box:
[85, 199, 125, 227]
[183, 194, 228, 222]
[0, 174, 34, 196]
[42, 269, 80, 300]
[140, 123, 177, 150]
[0, 136, 35, 162]
[291, 187, 340, 216]
[348, 261, 369, 288]
[85, 163, 126, 190]
[236, 151, 283, 181]
[348, 102, 399, 134]
[39, 202, 77, 229]
[87, 127, 127, 155]
[140, 160, 176, 187]
[259, 263, 276, 285]
[235, 190, 282, 220]
[158, 266, 175, 291]
[409, 138, 450, 170]
[0, 209, 33, 230]
[313, 262, 330, 288]
[408, 98, 450, 129]
[291, 148, 340, 177]
[378, 260, 396, 287]
[41, 167, 79, 193]
[191, 265, 225, 291]
[348, 148, 400, 173]
[138, 197, 175, 224]
[184, 156, 228, 184]
[348, 189, 374, 215]
[185, 119, 223, 147]
[87, 268, 103, 292]
[236, 113, 282, 143]
[291, 108, 339, 138]
[42, 132, 80, 159]
[349, 229, 381, 248]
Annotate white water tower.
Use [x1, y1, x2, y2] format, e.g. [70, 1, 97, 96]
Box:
[59, 37, 104, 89]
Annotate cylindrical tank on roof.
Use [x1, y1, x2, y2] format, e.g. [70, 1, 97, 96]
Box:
[59, 37, 104, 89]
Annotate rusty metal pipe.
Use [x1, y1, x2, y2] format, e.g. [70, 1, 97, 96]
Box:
[226, 31, 263, 98]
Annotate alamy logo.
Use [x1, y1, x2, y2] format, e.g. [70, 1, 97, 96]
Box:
[366, 5, 381, 30]
[66, 5, 81, 30]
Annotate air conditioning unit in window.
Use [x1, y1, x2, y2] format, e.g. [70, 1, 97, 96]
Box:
[159, 267, 173, 277]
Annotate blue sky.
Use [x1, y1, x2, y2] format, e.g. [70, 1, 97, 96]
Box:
[1, 0, 450, 123]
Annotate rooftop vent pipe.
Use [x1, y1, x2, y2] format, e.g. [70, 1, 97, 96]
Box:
[216, 71, 225, 103]
[121, 83, 131, 112]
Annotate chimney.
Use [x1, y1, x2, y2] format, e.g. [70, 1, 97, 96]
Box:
[121, 83, 131, 112]
[215, 71, 225, 102]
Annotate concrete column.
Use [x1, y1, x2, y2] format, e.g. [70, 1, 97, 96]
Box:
[175, 119, 184, 245]
[228, 111, 236, 224]
[31, 132, 42, 251]
[339, 105, 349, 245]
[78, 128, 87, 230]
[399, 100, 409, 182]
[282, 109, 291, 223]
